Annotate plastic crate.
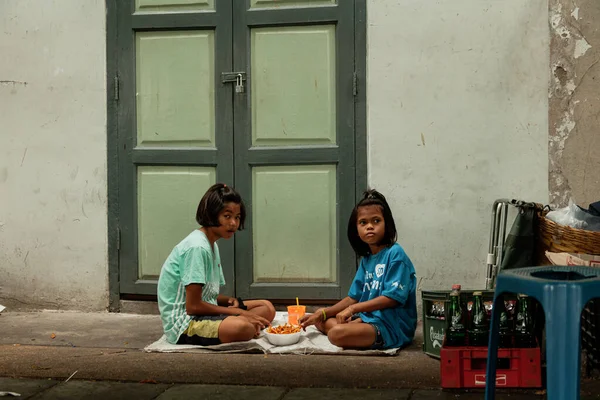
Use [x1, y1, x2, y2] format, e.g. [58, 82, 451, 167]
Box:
[421, 291, 449, 358]
[440, 345, 542, 389]
[582, 298, 600, 375]
[421, 290, 495, 358]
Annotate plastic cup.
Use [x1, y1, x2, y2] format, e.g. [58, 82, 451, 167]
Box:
[287, 305, 306, 325]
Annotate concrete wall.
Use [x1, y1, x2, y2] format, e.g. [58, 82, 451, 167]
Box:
[0, 0, 562, 311]
[0, 0, 108, 311]
[367, 1, 550, 293]
[549, 0, 600, 208]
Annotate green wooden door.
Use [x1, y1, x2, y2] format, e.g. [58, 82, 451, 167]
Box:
[232, 0, 357, 300]
[116, 0, 235, 296]
[115, 0, 360, 300]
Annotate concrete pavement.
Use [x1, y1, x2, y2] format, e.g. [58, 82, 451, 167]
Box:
[0, 378, 556, 399]
[0, 310, 599, 399]
[0, 310, 441, 388]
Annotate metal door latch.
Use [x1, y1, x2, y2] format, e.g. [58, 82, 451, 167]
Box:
[221, 72, 246, 94]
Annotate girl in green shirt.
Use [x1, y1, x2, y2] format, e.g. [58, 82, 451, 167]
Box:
[157, 183, 275, 345]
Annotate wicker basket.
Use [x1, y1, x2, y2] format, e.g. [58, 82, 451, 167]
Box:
[536, 209, 600, 265]
[536, 208, 600, 376]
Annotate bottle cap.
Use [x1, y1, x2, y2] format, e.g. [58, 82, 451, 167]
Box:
[450, 292, 459, 296]
[518, 293, 529, 298]
[452, 284, 461, 290]
[473, 291, 483, 296]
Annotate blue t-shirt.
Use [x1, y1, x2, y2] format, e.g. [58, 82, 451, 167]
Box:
[348, 243, 417, 349]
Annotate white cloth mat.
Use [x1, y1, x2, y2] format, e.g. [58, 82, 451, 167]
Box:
[144, 312, 400, 356]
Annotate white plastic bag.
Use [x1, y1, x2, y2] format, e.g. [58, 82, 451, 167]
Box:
[546, 200, 600, 231]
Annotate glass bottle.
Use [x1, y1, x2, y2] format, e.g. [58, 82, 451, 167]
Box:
[445, 290, 466, 346]
[468, 291, 489, 346]
[498, 297, 513, 348]
[514, 294, 536, 348]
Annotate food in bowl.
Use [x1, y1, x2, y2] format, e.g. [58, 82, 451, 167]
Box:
[265, 323, 302, 335]
[263, 323, 302, 346]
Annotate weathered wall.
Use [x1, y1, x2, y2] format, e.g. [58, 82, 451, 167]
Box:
[549, 0, 600, 208]
[367, 1, 550, 293]
[1, 0, 582, 314]
[0, 0, 108, 311]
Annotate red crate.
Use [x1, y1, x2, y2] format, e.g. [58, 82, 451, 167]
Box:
[440, 345, 542, 389]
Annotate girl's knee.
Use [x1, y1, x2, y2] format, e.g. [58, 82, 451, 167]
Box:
[262, 300, 276, 321]
[220, 317, 256, 343]
[253, 299, 275, 321]
[316, 317, 336, 334]
[234, 318, 256, 339]
[327, 325, 346, 347]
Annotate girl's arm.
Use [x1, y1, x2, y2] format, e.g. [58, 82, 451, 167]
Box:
[348, 295, 398, 314]
[323, 296, 358, 318]
[336, 295, 398, 323]
[185, 284, 243, 316]
[186, 285, 270, 332]
[216, 294, 235, 307]
[299, 296, 358, 328]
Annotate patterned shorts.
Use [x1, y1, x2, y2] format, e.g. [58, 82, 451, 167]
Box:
[351, 314, 385, 349]
[370, 323, 385, 350]
[177, 314, 227, 346]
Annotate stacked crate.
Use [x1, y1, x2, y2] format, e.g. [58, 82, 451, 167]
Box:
[582, 299, 600, 376]
[422, 290, 542, 389]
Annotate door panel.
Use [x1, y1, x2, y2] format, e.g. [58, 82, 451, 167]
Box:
[249, 0, 335, 10]
[233, 0, 356, 300]
[251, 25, 336, 146]
[136, 31, 216, 148]
[135, 0, 215, 12]
[137, 167, 215, 278]
[118, 0, 234, 296]
[252, 165, 337, 283]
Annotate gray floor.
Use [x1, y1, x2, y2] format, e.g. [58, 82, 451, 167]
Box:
[0, 378, 559, 400]
[0, 310, 598, 399]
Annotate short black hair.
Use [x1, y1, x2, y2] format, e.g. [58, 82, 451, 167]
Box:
[347, 189, 397, 257]
[196, 183, 246, 230]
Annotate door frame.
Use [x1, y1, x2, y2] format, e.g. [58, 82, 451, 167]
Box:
[105, 0, 368, 310]
[354, 0, 368, 199]
[107, 0, 119, 311]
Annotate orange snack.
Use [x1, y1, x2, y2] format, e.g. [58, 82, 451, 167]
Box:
[266, 323, 301, 335]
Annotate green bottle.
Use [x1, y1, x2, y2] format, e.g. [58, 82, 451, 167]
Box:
[498, 298, 513, 348]
[446, 287, 466, 346]
[468, 291, 489, 346]
[514, 294, 536, 348]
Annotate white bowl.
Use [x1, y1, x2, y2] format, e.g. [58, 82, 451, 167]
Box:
[263, 327, 301, 346]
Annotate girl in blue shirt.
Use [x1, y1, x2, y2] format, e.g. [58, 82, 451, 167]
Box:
[300, 189, 417, 349]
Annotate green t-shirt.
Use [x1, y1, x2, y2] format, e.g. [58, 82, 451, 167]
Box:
[157, 230, 225, 344]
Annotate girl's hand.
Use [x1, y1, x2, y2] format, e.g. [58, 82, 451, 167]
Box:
[241, 313, 270, 335]
[299, 310, 324, 329]
[227, 297, 240, 308]
[336, 306, 354, 324]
